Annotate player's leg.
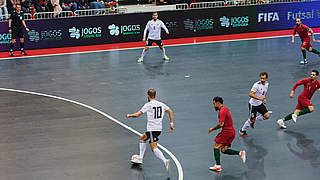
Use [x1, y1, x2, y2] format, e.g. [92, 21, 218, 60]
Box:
[240, 104, 255, 136]
[309, 46, 320, 56]
[138, 45, 149, 63]
[20, 35, 27, 55]
[209, 143, 223, 171]
[9, 38, 16, 56]
[157, 40, 169, 61]
[300, 44, 307, 64]
[149, 132, 170, 172]
[292, 97, 313, 122]
[131, 133, 149, 164]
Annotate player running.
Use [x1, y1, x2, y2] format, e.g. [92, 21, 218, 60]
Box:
[239, 72, 270, 137]
[208, 96, 246, 172]
[292, 18, 320, 64]
[137, 12, 169, 63]
[277, 70, 320, 129]
[126, 89, 174, 173]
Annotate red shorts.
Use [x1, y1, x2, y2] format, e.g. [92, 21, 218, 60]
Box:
[301, 39, 312, 49]
[296, 96, 312, 110]
[215, 131, 235, 147]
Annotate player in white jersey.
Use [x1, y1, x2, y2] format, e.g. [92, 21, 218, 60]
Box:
[239, 72, 270, 137]
[137, 12, 170, 63]
[126, 89, 174, 172]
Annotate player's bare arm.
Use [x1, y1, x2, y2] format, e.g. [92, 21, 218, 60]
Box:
[22, 20, 29, 32]
[8, 19, 12, 33]
[292, 34, 295, 44]
[290, 90, 295, 98]
[249, 91, 265, 101]
[166, 109, 174, 132]
[126, 111, 143, 118]
[208, 122, 224, 134]
[309, 28, 316, 42]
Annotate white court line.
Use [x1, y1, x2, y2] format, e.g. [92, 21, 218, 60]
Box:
[0, 33, 298, 60]
[0, 87, 183, 180]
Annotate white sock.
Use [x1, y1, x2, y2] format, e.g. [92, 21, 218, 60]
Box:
[153, 147, 166, 164]
[139, 140, 146, 159]
[256, 114, 266, 122]
[161, 47, 166, 56]
[141, 49, 147, 58]
[241, 119, 251, 131]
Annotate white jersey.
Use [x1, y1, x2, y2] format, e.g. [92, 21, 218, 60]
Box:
[249, 81, 269, 106]
[140, 99, 170, 131]
[143, 19, 168, 40]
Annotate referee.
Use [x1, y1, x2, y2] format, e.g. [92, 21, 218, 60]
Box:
[8, 4, 29, 57]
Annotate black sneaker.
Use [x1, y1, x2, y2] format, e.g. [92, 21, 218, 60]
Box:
[250, 121, 255, 129]
[239, 130, 248, 137]
[21, 50, 28, 55]
[9, 51, 14, 57]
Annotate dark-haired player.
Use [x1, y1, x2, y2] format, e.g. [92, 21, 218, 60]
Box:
[292, 18, 320, 64]
[208, 96, 246, 172]
[277, 70, 320, 128]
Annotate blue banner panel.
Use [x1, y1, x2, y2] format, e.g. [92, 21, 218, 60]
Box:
[256, 1, 320, 31]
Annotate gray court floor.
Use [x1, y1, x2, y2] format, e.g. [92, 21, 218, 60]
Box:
[0, 36, 320, 180]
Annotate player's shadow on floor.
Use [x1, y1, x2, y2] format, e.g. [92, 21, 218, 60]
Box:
[142, 60, 169, 78]
[130, 164, 145, 180]
[285, 130, 320, 168]
[243, 138, 268, 180]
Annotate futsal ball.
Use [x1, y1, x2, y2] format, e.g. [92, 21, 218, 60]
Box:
[131, 154, 139, 161]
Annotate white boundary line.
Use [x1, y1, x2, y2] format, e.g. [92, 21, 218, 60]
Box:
[0, 87, 183, 180]
[0, 34, 295, 60]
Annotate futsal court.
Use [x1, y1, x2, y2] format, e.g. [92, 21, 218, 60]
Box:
[0, 35, 320, 180]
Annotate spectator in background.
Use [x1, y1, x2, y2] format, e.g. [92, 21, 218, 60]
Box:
[34, 0, 50, 12]
[60, 0, 77, 12]
[51, 0, 62, 17]
[88, 0, 104, 9]
[76, 0, 88, 10]
[0, 0, 9, 20]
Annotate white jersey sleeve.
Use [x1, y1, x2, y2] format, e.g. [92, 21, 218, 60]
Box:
[160, 20, 169, 33]
[249, 81, 269, 106]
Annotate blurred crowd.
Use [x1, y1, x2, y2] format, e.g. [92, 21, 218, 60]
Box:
[0, 0, 119, 20]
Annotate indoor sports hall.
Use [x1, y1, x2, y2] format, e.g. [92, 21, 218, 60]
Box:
[0, 1, 320, 180]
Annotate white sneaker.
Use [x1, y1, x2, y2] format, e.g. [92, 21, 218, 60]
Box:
[163, 55, 170, 61]
[137, 57, 143, 63]
[131, 156, 143, 164]
[277, 119, 287, 129]
[300, 59, 308, 64]
[165, 159, 170, 173]
[291, 114, 297, 123]
[240, 150, 246, 163]
[209, 164, 222, 171]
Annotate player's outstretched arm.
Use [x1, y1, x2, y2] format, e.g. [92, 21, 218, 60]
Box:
[290, 90, 295, 98]
[309, 28, 316, 42]
[126, 111, 143, 118]
[208, 122, 224, 134]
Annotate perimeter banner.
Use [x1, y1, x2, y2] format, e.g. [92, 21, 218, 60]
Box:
[0, 1, 319, 51]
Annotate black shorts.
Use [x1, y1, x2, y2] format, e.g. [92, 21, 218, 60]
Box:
[146, 39, 163, 46]
[248, 103, 268, 119]
[11, 28, 24, 39]
[146, 131, 161, 143]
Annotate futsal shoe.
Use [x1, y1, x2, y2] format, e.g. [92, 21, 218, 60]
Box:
[165, 159, 170, 173]
[163, 55, 169, 62]
[9, 51, 14, 57]
[291, 114, 297, 123]
[209, 164, 222, 172]
[300, 59, 308, 64]
[21, 50, 28, 55]
[131, 156, 143, 164]
[240, 150, 246, 163]
[137, 57, 143, 63]
[239, 130, 248, 137]
[277, 119, 287, 129]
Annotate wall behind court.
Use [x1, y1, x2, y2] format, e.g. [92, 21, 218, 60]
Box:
[0, 1, 319, 51]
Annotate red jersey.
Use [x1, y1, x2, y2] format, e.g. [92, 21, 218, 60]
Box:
[293, 24, 310, 41]
[218, 106, 235, 133]
[292, 78, 320, 99]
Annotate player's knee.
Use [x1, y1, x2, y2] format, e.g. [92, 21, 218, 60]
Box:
[309, 107, 314, 112]
[264, 114, 270, 119]
[308, 48, 312, 52]
[250, 118, 256, 123]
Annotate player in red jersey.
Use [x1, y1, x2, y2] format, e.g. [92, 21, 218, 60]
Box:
[277, 70, 320, 129]
[208, 96, 246, 172]
[292, 18, 320, 64]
